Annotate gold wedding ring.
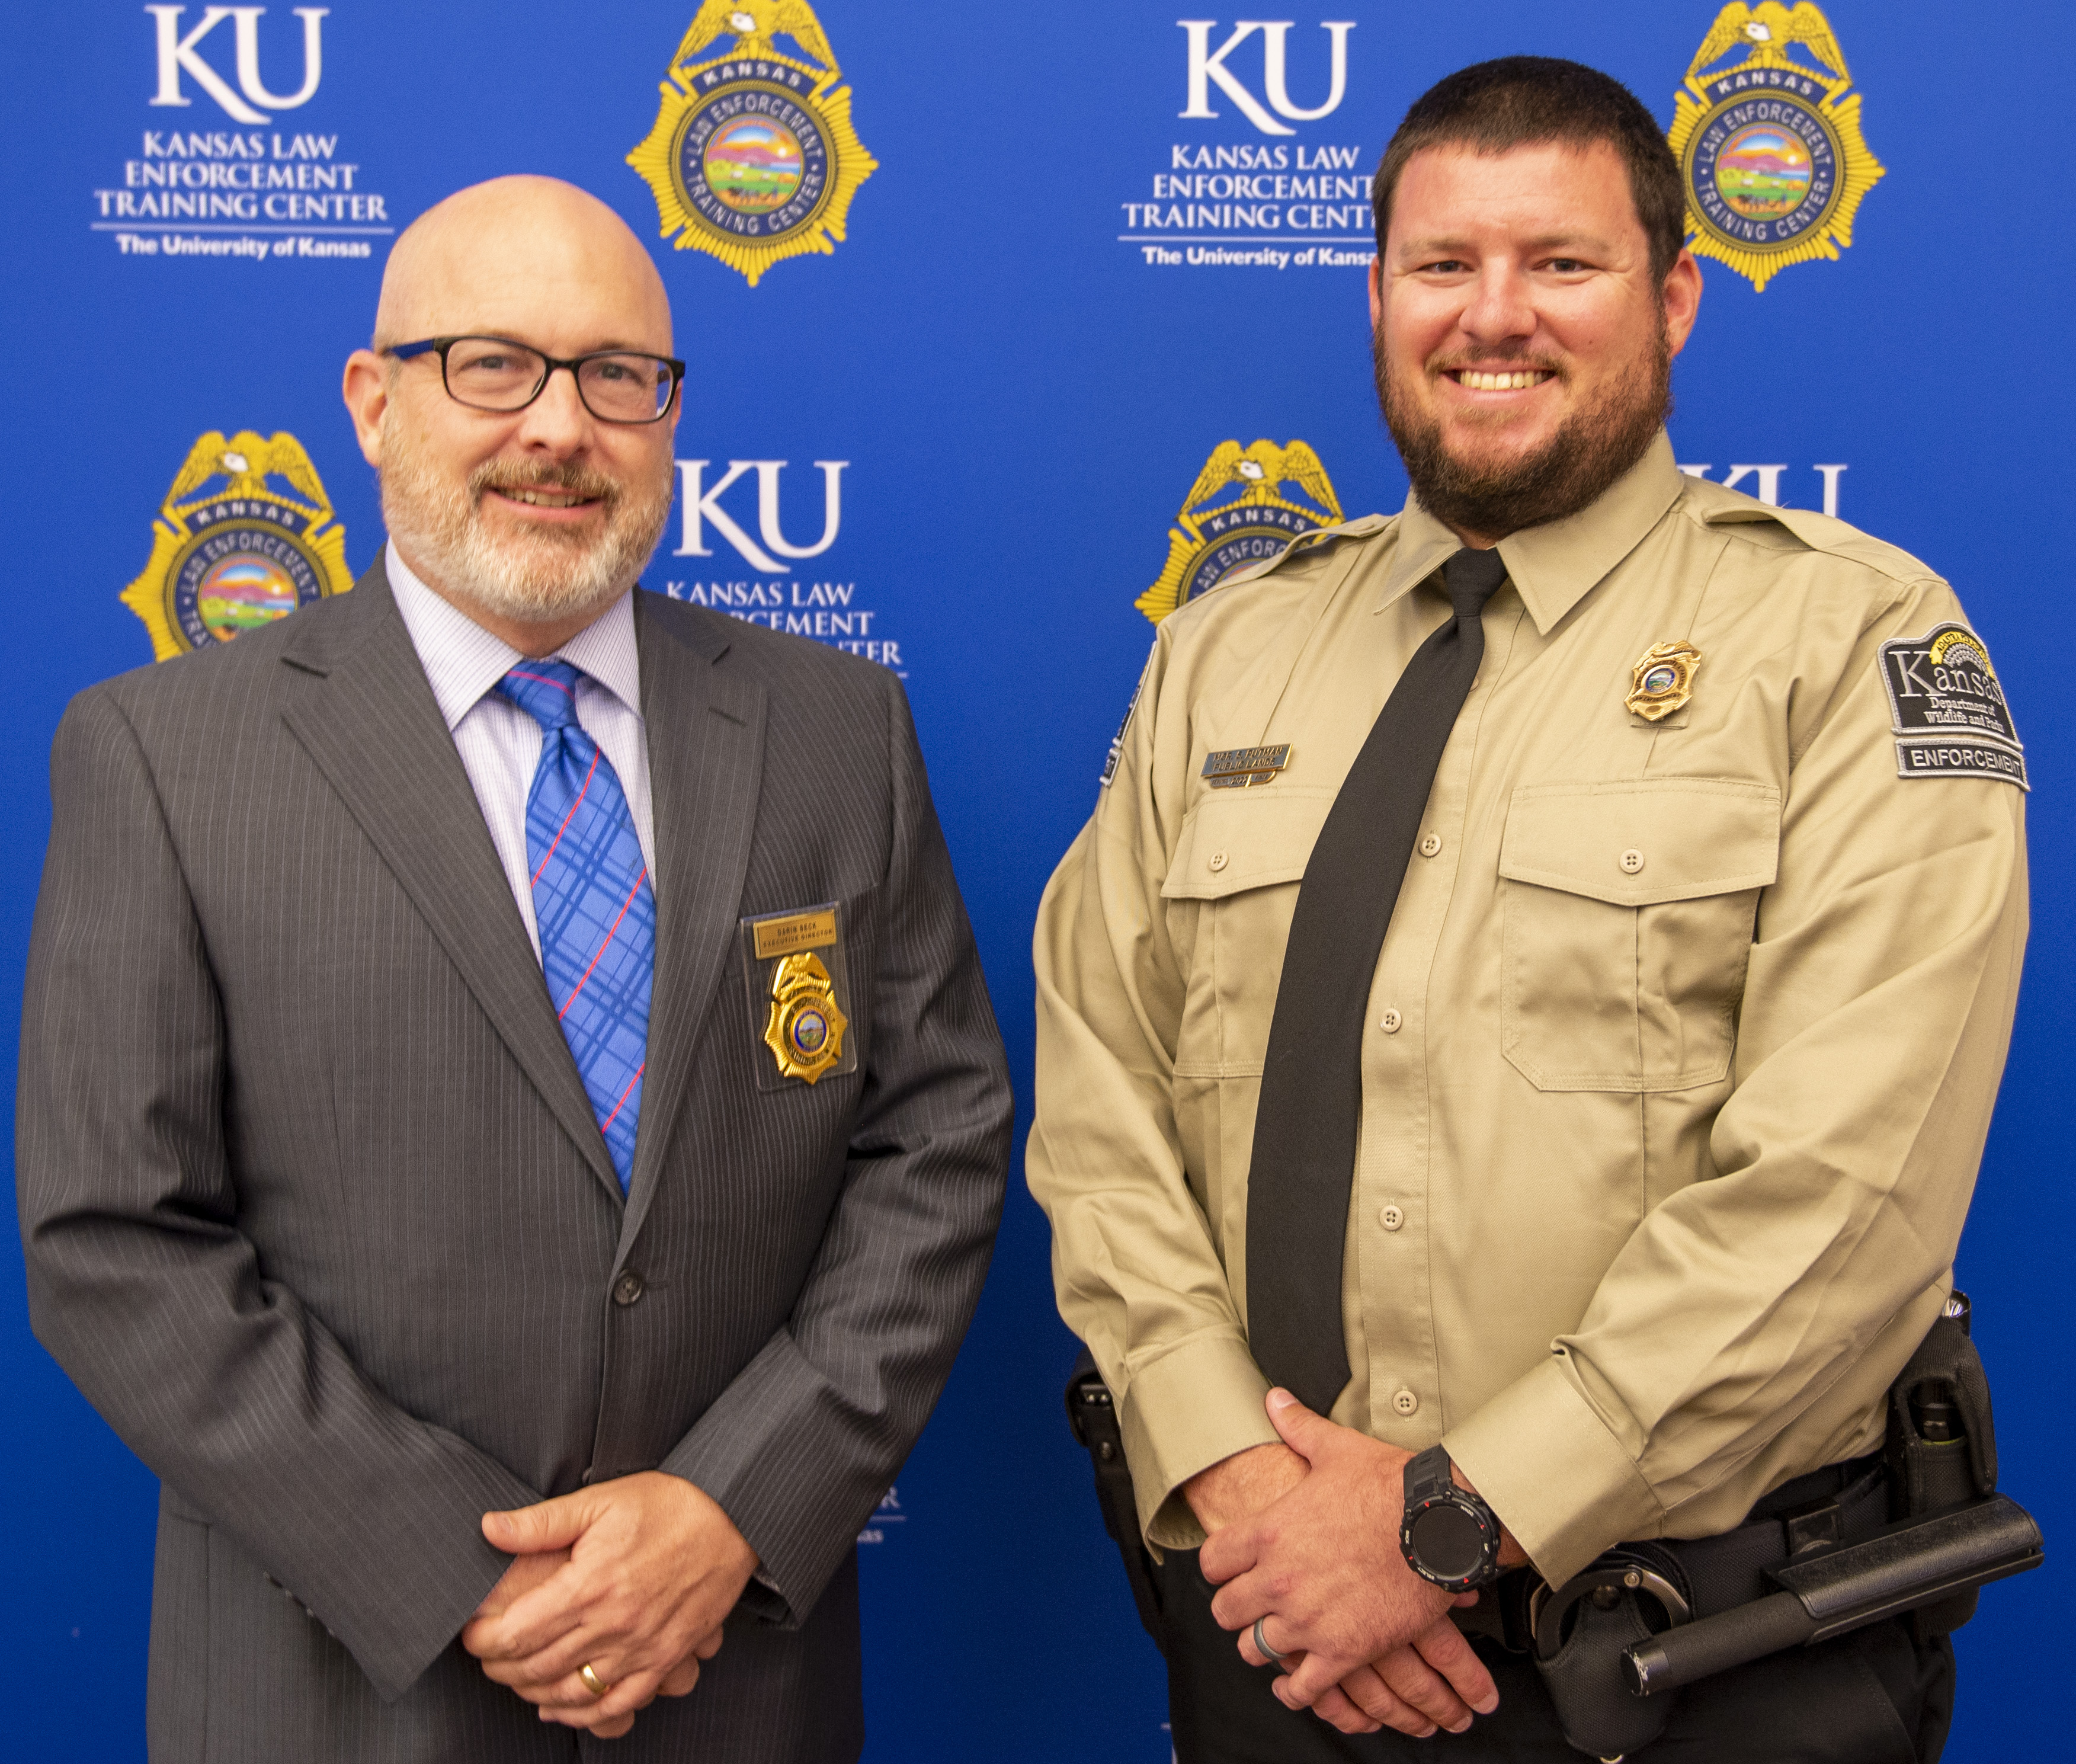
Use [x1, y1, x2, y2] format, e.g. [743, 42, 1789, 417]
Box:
[578, 1661, 611, 1700]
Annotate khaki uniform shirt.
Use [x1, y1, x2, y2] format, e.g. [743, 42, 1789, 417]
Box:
[1028, 435, 2027, 1586]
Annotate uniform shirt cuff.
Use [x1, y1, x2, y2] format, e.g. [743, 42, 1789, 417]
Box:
[1119, 1332, 1280, 1554]
[1444, 1355, 1662, 1586]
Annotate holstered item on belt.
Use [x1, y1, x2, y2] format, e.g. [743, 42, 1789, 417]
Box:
[1527, 1462, 1892, 1757]
[1625, 1493, 2042, 1700]
[1528, 1545, 1694, 1759]
[1064, 1347, 1164, 1642]
[1530, 1292, 2017, 1756]
[1885, 1292, 1997, 1637]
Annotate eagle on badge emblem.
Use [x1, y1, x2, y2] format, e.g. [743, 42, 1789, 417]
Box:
[1181, 440, 1339, 514]
[1687, 3, 1848, 81]
[674, 0, 840, 73]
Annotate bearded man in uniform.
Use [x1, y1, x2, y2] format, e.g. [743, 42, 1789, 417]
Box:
[1030, 57, 2023, 1764]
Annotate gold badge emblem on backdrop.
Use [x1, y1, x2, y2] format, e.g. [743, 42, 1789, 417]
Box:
[120, 432, 352, 661]
[1137, 440, 1343, 625]
[627, 0, 877, 287]
[1668, 4, 1883, 292]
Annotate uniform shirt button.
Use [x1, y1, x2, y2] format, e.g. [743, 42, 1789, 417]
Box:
[1379, 1008, 1402, 1033]
[1418, 833, 1443, 858]
[1392, 1388, 1420, 1416]
[1380, 1203, 1405, 1231]
[1620, 848, 1645, 875]
[1207, 850, 1229, 872]
[612, 1269, 645, 1307]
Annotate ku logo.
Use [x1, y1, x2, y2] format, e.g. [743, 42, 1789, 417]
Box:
[1178, 20, 1356, 136]
[1677, 461, 1847, 517]
[146, 6, 327, 127]
[674, 459, 846, 575]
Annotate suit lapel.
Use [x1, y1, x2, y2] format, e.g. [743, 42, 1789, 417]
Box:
[278, 558, 622, 1203]
[621, 593, 768, 1244]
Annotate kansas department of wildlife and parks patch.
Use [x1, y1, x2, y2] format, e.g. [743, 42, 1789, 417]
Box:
[1879, 622, 2027, 789]
[120, 431, 351, 661]
[627, 1, 876, 287]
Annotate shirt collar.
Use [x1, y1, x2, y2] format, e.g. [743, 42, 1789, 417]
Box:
[1375, 431, 1684, 634]
[386, 539, 643, 731]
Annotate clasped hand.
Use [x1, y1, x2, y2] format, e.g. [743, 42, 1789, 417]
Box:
[1194, 1390, 1501, 1738]
[461, 1470, 759, 1739]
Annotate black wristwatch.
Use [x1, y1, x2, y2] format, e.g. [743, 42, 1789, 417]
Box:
[1399, 1445, 1504, 1592]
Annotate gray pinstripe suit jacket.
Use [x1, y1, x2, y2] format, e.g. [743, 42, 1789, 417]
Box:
[16, 556, 1013, 1763]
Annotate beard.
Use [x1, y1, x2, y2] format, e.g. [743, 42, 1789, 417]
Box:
[1376, 317, 1671, 541]
[377, 414, 675, 629]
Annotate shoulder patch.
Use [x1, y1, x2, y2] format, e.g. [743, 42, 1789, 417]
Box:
[1879, 622, 2026, 789]
[1100, 645, 1156, 788]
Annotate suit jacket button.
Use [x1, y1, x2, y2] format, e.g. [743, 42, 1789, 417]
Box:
[613, 1270, 645, 1307]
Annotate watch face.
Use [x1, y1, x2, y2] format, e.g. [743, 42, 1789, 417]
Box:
[1413, 1502, 1489, 1581]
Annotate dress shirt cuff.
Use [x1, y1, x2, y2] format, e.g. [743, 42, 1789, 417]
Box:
[1120, 1331, 1281, 1554]
[1444, 1355, 1662, 1587]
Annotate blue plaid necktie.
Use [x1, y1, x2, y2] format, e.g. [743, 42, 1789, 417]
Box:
[496, 660, 654, 1194]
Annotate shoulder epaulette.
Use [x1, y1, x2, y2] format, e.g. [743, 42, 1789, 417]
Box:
[1210, 513, 1391, 594]
[1686, 479, 1939, 589]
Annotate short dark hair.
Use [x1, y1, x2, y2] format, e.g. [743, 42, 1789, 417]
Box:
[1372, 57, 1686, 283]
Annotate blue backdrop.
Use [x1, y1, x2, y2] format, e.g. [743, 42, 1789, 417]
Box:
[2, 3, 2067, 1758]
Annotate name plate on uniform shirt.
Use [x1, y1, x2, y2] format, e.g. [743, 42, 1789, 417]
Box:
[752, 908, 839, 961]
[1202, 744, 1292, 789]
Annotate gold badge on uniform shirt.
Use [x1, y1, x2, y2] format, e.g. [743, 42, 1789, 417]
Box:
[1626, 641, 1703, 721]
[763, 951, 848, 1083]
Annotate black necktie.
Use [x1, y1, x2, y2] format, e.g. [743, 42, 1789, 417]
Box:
[1245, 547, 1508, 1413]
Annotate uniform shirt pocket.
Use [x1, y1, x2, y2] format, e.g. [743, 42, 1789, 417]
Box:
[1498, 778, 1780, 1093]
[1161, 786, 1337, 1078]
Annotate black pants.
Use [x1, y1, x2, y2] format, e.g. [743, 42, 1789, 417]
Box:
[1155, 1551, 1955, 1764]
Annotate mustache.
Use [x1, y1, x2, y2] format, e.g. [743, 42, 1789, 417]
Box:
[1430, 351, 1567, 377]
[467, 460, 622, 504]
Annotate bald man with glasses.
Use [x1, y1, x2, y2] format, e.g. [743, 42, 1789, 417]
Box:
[18, 174, 1011, 1763]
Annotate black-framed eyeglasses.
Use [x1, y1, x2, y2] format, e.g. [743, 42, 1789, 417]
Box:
[385, 335, 685, 424]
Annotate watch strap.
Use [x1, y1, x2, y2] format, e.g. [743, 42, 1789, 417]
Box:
[1405, 1443, 1455, 1509]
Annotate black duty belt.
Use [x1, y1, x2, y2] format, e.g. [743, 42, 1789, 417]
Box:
[1062, 1297, 2043, 1762]
[1451, 1452, 1891, 1656]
